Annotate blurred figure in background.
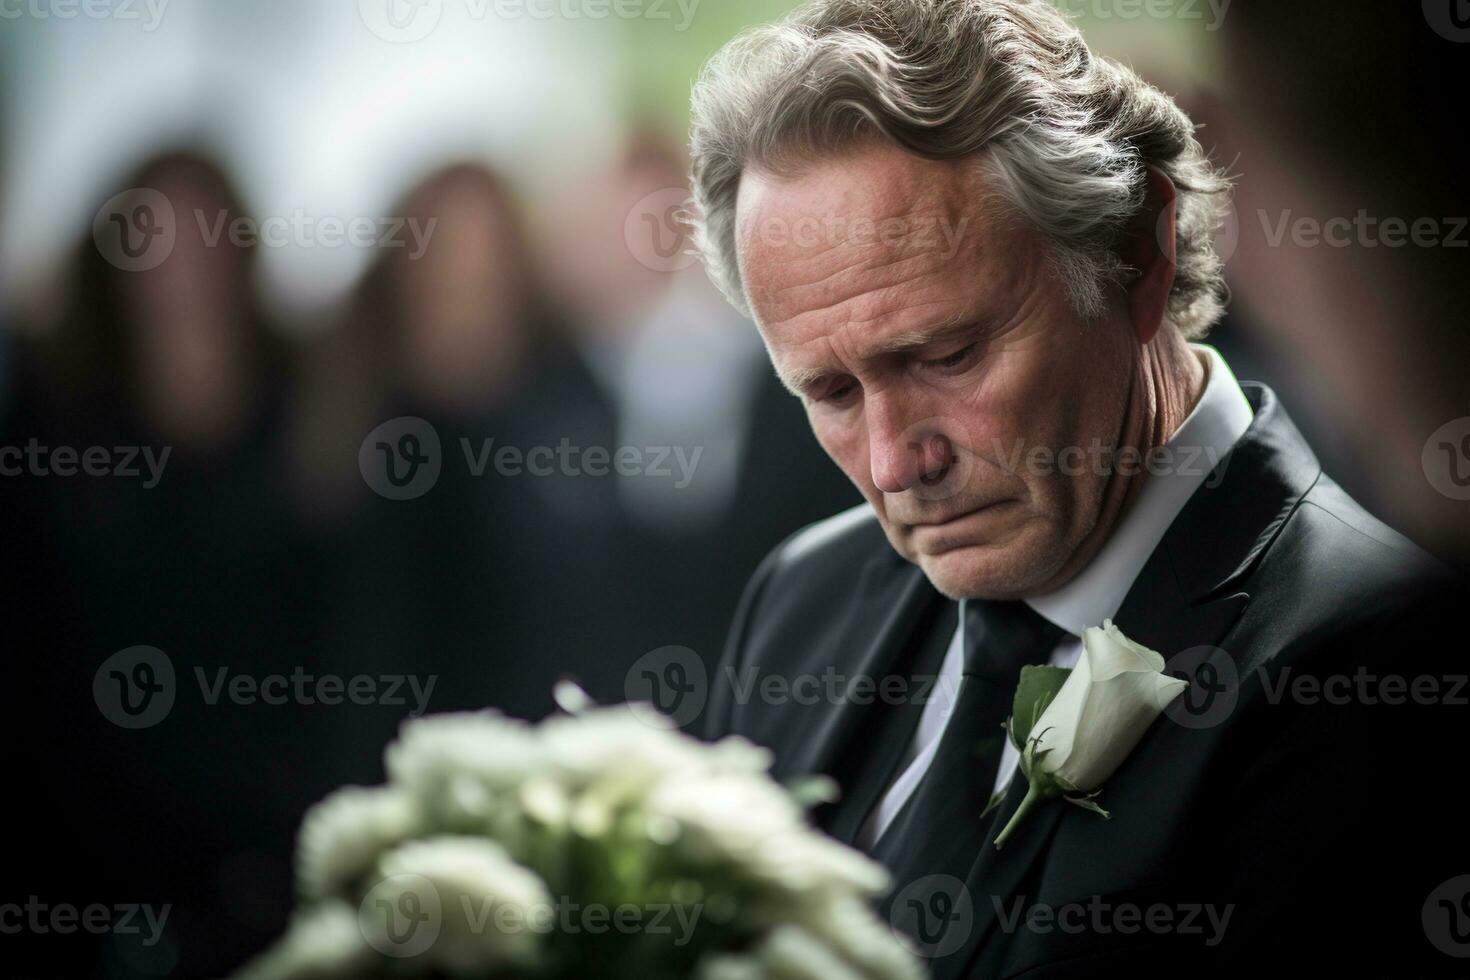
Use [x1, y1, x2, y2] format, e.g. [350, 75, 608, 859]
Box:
[287, 161, 625, 743]
[542, 134, 859, 679]
[9, 149, 305, 976]
[1135, 81, 1372, 521]
[1217, 3, 1469, 563]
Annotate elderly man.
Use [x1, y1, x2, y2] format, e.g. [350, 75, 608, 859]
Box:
[690, 1, 1460, 976]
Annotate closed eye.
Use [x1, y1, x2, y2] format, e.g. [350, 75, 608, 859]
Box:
[821, 379, 858, 404]
[921, 342, 978, 370]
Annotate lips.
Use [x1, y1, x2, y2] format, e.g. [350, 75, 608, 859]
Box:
[907, 505, 983, 528]
[907, 496, 1018, 527]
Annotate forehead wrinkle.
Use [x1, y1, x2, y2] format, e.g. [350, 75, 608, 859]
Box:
[769, 292, 963, 397]
[765, 249, 966, 352]
[764, 245, 950, 329]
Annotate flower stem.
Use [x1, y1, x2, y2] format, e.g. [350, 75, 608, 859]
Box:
[993, 782, 1044, 850]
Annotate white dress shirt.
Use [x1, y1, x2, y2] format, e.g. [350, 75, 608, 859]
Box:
[857, 344, 1255, 848]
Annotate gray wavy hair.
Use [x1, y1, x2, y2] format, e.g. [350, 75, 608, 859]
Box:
[687, 0, 1232, 338]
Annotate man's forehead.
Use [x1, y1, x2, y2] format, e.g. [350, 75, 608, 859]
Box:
[736, 150, 979, 267]
[735, 146, 1024, 339]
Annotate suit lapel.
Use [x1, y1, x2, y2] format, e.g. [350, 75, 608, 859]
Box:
[808, 553, 953, 846]
[942, 383, 1321, 979]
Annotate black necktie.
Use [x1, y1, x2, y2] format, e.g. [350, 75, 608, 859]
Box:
[872, 598, 1067, 932]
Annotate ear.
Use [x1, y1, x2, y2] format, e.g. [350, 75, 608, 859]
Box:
[1122, 165, 1178, 346]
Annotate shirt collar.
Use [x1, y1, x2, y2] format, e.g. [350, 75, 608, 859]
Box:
[1023, 343, 1255, 637]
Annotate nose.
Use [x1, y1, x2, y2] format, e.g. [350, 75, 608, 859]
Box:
[869, 406, 954, 494]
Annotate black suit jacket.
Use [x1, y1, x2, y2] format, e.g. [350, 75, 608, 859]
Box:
[706, 383, 1466, 977]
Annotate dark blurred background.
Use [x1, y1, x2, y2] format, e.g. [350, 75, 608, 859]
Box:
[0, 1, 1465, 976]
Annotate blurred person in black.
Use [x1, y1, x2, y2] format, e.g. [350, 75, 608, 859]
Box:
[285, 161, 624, 740]
[1215, 2, 1470, 564]
[541, 135, 860, 692]
[8, 149, 307, 977]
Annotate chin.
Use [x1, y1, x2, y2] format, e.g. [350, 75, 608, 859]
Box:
[912, 527, 1064, 600]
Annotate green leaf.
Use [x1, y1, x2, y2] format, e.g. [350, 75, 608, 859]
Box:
[980, 786, 1007, 820]
[1008, 665, 1071, 750]
[1063, 793, 1111, 820]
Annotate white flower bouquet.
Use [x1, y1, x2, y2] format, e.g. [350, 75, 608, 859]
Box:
[236, 692, 923, 980]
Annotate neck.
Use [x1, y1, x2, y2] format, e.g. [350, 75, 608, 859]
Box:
[1134, 330, 1208, 454]
[1035, 330, 1207, 595]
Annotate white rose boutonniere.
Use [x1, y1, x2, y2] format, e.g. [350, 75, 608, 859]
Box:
[992, 619, 1189, 849]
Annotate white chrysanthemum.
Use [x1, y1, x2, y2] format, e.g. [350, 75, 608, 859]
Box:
[234, 902, 371, 980]
[540, 707, 706, 788]
[296, 786, 418, 902]
[385, 711, 544, 825]
[702, 734, 777, 776]
[371, 836, 552, 972]
[239, 707, 924, 980]
[792, 896, 926, 980]
[695, 953, 765, 980]
[533, 708, 732, 838]
[753, 925, 869, 980]
[648, 773, 889, 899]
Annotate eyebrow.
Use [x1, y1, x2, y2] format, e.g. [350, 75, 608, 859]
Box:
[774, 313, 980, 397]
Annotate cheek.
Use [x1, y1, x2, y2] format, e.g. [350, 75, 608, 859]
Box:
[810, 412, 874, 490]
[950, 360, 1047, 468]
